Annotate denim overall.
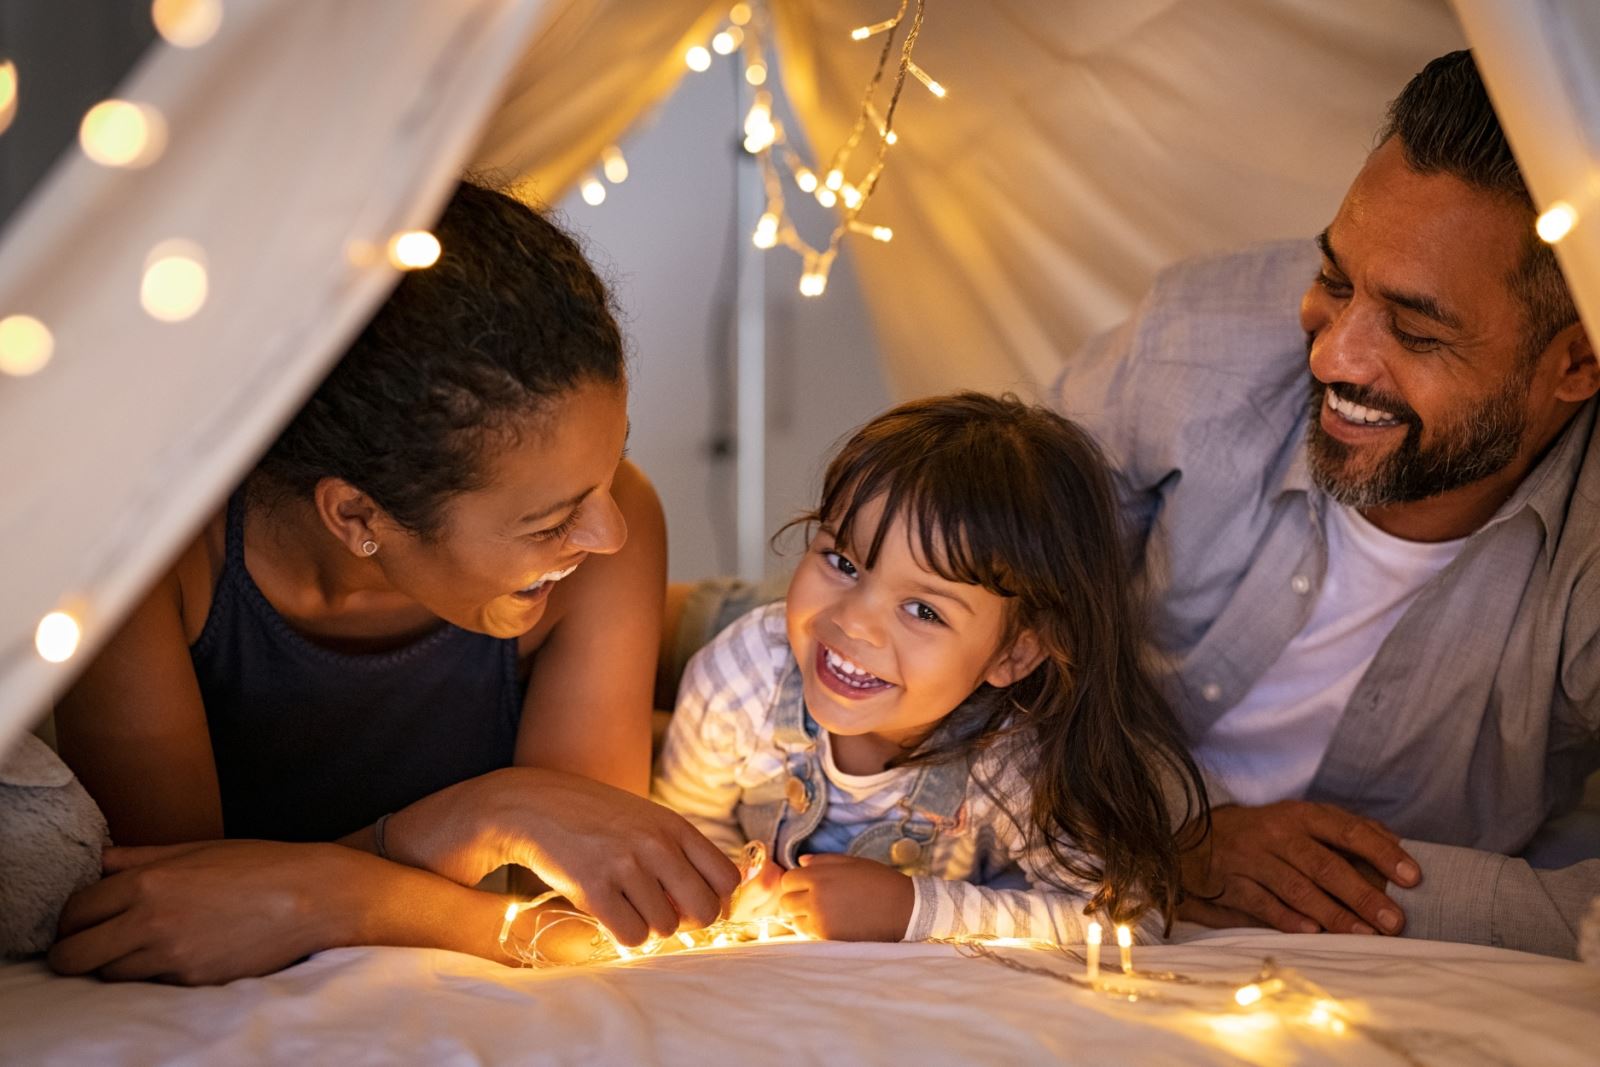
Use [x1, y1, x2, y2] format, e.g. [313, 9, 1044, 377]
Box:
[735, 659, 972, 873]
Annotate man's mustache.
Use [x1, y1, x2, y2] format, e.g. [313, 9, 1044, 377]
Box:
[1305, 337, 1422, 428]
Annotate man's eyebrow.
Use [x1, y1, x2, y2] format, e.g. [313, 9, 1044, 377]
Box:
[1318, 229, 1463, 331]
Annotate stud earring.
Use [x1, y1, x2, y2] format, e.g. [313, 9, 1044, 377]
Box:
[361, 539, 379, 557]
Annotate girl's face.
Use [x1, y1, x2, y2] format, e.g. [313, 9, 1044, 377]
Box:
[785, 493, 1035, 750]
[372, 377, 631, 638]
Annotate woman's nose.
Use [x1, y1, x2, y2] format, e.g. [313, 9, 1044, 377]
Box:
[568, 491, 627, 555]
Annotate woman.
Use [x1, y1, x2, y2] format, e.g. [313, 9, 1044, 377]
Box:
[46, 182, 738, 984]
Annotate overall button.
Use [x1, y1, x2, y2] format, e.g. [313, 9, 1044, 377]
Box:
[889, 837, 923, 867]
[1291, 574, 1312, 595]
[785, 775, 811, 814]
[1201, 682, 1223, 703]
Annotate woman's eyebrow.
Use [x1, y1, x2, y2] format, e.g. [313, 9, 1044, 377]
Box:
[518, 487, 592, 526]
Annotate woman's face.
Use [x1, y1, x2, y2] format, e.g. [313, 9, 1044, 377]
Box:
[373, 377, 631, 637]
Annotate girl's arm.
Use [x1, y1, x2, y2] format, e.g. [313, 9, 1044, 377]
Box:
[650, 608, 783, 859]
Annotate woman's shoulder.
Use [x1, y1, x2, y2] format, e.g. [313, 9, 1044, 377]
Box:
[170, 503, 230, 645]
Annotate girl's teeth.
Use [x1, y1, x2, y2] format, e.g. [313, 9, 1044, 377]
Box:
[824, 647, 885, 687]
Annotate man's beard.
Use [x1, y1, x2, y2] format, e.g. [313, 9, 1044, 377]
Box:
[1304, 343, 1532, 510]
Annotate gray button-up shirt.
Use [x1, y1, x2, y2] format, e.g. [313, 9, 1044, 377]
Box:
[1053, 239, 1600, 956]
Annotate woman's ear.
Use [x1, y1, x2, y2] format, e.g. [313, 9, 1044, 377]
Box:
[984, 629, 1048, 689]
[312, 477, 385, 558]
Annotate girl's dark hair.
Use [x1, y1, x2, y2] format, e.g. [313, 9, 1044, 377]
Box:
[796, 392, 1208, 926]
[254, 181, 625, 537]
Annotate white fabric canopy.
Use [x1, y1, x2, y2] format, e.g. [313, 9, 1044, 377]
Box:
[2, 934, 1597, 1064]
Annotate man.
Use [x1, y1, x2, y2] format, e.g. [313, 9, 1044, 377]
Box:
[1055, 50, 1599, 957]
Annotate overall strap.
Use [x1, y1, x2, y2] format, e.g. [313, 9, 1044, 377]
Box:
[846, 753, 972, 874]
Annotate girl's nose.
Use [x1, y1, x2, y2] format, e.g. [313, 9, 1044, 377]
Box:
[830, 591, 885, 648]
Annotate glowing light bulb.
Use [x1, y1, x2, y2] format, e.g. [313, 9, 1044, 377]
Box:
[685, 45, 712, 72]
[36, 611, 81, 663]
[840, 183, 862, 209]
[794, 167, 818, 193]
[870, 225, 892, 242]
[799, 269, 828, 297]
[386, 230, 441, 270]
[79, 99, 167, 168]
[0, 314, 53, 376]
[0, 60, 16, 137]
[712, 933, 730, 947]
[752, 212, 779, 249]
[728, 3, 752, 26]
[601, 145, 629, 183]
[151, 0, 222, 48]
[504, 903, 520, 923]
[1235, 984, 1263, 1007]
[885, 130, 898, 146]
[815, 187, 838, 209]
[712, 29, 741, 55]
[745, 62, 767, 86]
[1116, 923, 1133, 974]
[909, 61, 946, 98]
[676, 932, 695, 948]
[579, 175, 607, 206]
[825, 168, 844, 191]
[1537, 200, 1578, 243]
[141, 240, 208, 323]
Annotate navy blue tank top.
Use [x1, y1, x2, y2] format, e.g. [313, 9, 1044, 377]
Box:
[190, 492, 522, 841]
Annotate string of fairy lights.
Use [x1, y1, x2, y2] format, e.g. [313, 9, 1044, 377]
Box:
[575, 0, 941, 298]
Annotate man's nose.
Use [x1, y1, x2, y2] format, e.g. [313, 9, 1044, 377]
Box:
[1307, 301, 1386, 389]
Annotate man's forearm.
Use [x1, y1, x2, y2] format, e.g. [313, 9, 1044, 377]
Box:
[1392, 840, 1600, 959]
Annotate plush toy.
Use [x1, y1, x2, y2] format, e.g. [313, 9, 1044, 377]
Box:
[0, 734, 109, 959]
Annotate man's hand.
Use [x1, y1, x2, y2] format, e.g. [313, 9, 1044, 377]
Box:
[1179, 801, 1420, 935]
[778, 854, 914, 941]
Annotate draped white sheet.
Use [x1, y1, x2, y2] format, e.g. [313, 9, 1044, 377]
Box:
[2, 934, 1597, 1064]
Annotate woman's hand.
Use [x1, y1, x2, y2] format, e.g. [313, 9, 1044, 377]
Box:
[390, 766, 740, 946]
[48, 841, 361, 985]
[778, 854, 915, 941]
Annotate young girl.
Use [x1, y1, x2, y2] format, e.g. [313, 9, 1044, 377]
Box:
[653, 392, 1208, 945]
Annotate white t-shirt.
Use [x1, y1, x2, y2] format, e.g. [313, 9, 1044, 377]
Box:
[1193, 503, 1466, 806]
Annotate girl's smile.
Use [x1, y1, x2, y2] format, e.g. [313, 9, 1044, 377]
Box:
[814, 641, 896, 699]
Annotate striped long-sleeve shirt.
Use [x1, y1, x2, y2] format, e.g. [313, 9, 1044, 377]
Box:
[652, 603, 1162, 944]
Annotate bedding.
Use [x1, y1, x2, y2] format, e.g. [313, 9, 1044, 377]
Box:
[2, 929, 1596, 1065]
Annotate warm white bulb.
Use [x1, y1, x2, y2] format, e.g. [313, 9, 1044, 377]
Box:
[825, 168, 844, 191]
[728, 3, 752, 26]
[840, 184, 862, 209]
[885, 130, 898, 146]
[580, 176, 607, 206]
[387, 230, 441, 270]
[1537, 200, 1578, 244]
[1235, 984, 1263, 1007]
[141, 240, 208, 322]
[870, 225, 893, 242]
[795, 168, 818, 193]
[712, 31, 737, 55]
[36, 611, 81, 663]
[686, 45, 712, 73]
[0, 314, 54, 376]
[851, 27, 871, 41]
[151, 0, 222, 48]
[0, 60, 16, 137]
[80, 99, 167, 168]
[601, 146, 629, 183]
[815, 187, 838, 209]
[1115, 924, 1132, 947]
[799, 271, 827, 297]
[745, 62, 767, 86]
[1086, 921, 1102, 945]
[752, 212, 779, 249]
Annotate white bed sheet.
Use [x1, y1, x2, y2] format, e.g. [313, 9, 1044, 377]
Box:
[2, 931, 1597, 1065]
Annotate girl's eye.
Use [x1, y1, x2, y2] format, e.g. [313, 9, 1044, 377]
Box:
[823, 550, 858, 578]
[903, 601, 943, 625]
[529, 508, 581, 542]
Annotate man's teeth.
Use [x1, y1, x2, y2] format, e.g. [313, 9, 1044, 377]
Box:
[1328, 390, 1399, 426]
[519, 563, 579, 593]
[824, 647, 887, 687]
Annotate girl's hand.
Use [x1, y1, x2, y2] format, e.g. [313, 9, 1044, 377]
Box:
[389, 766, 740, 945]
[778, 854, 914, 941]
[726, 845, 784, 923]
[48, 841, 364, 985]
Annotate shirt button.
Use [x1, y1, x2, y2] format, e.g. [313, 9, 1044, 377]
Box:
[1291, 574, 1312, 595]
[1201, 683, 1223, 703]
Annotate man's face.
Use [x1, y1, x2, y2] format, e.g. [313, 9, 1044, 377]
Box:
[1299, 138, 1562, 512]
